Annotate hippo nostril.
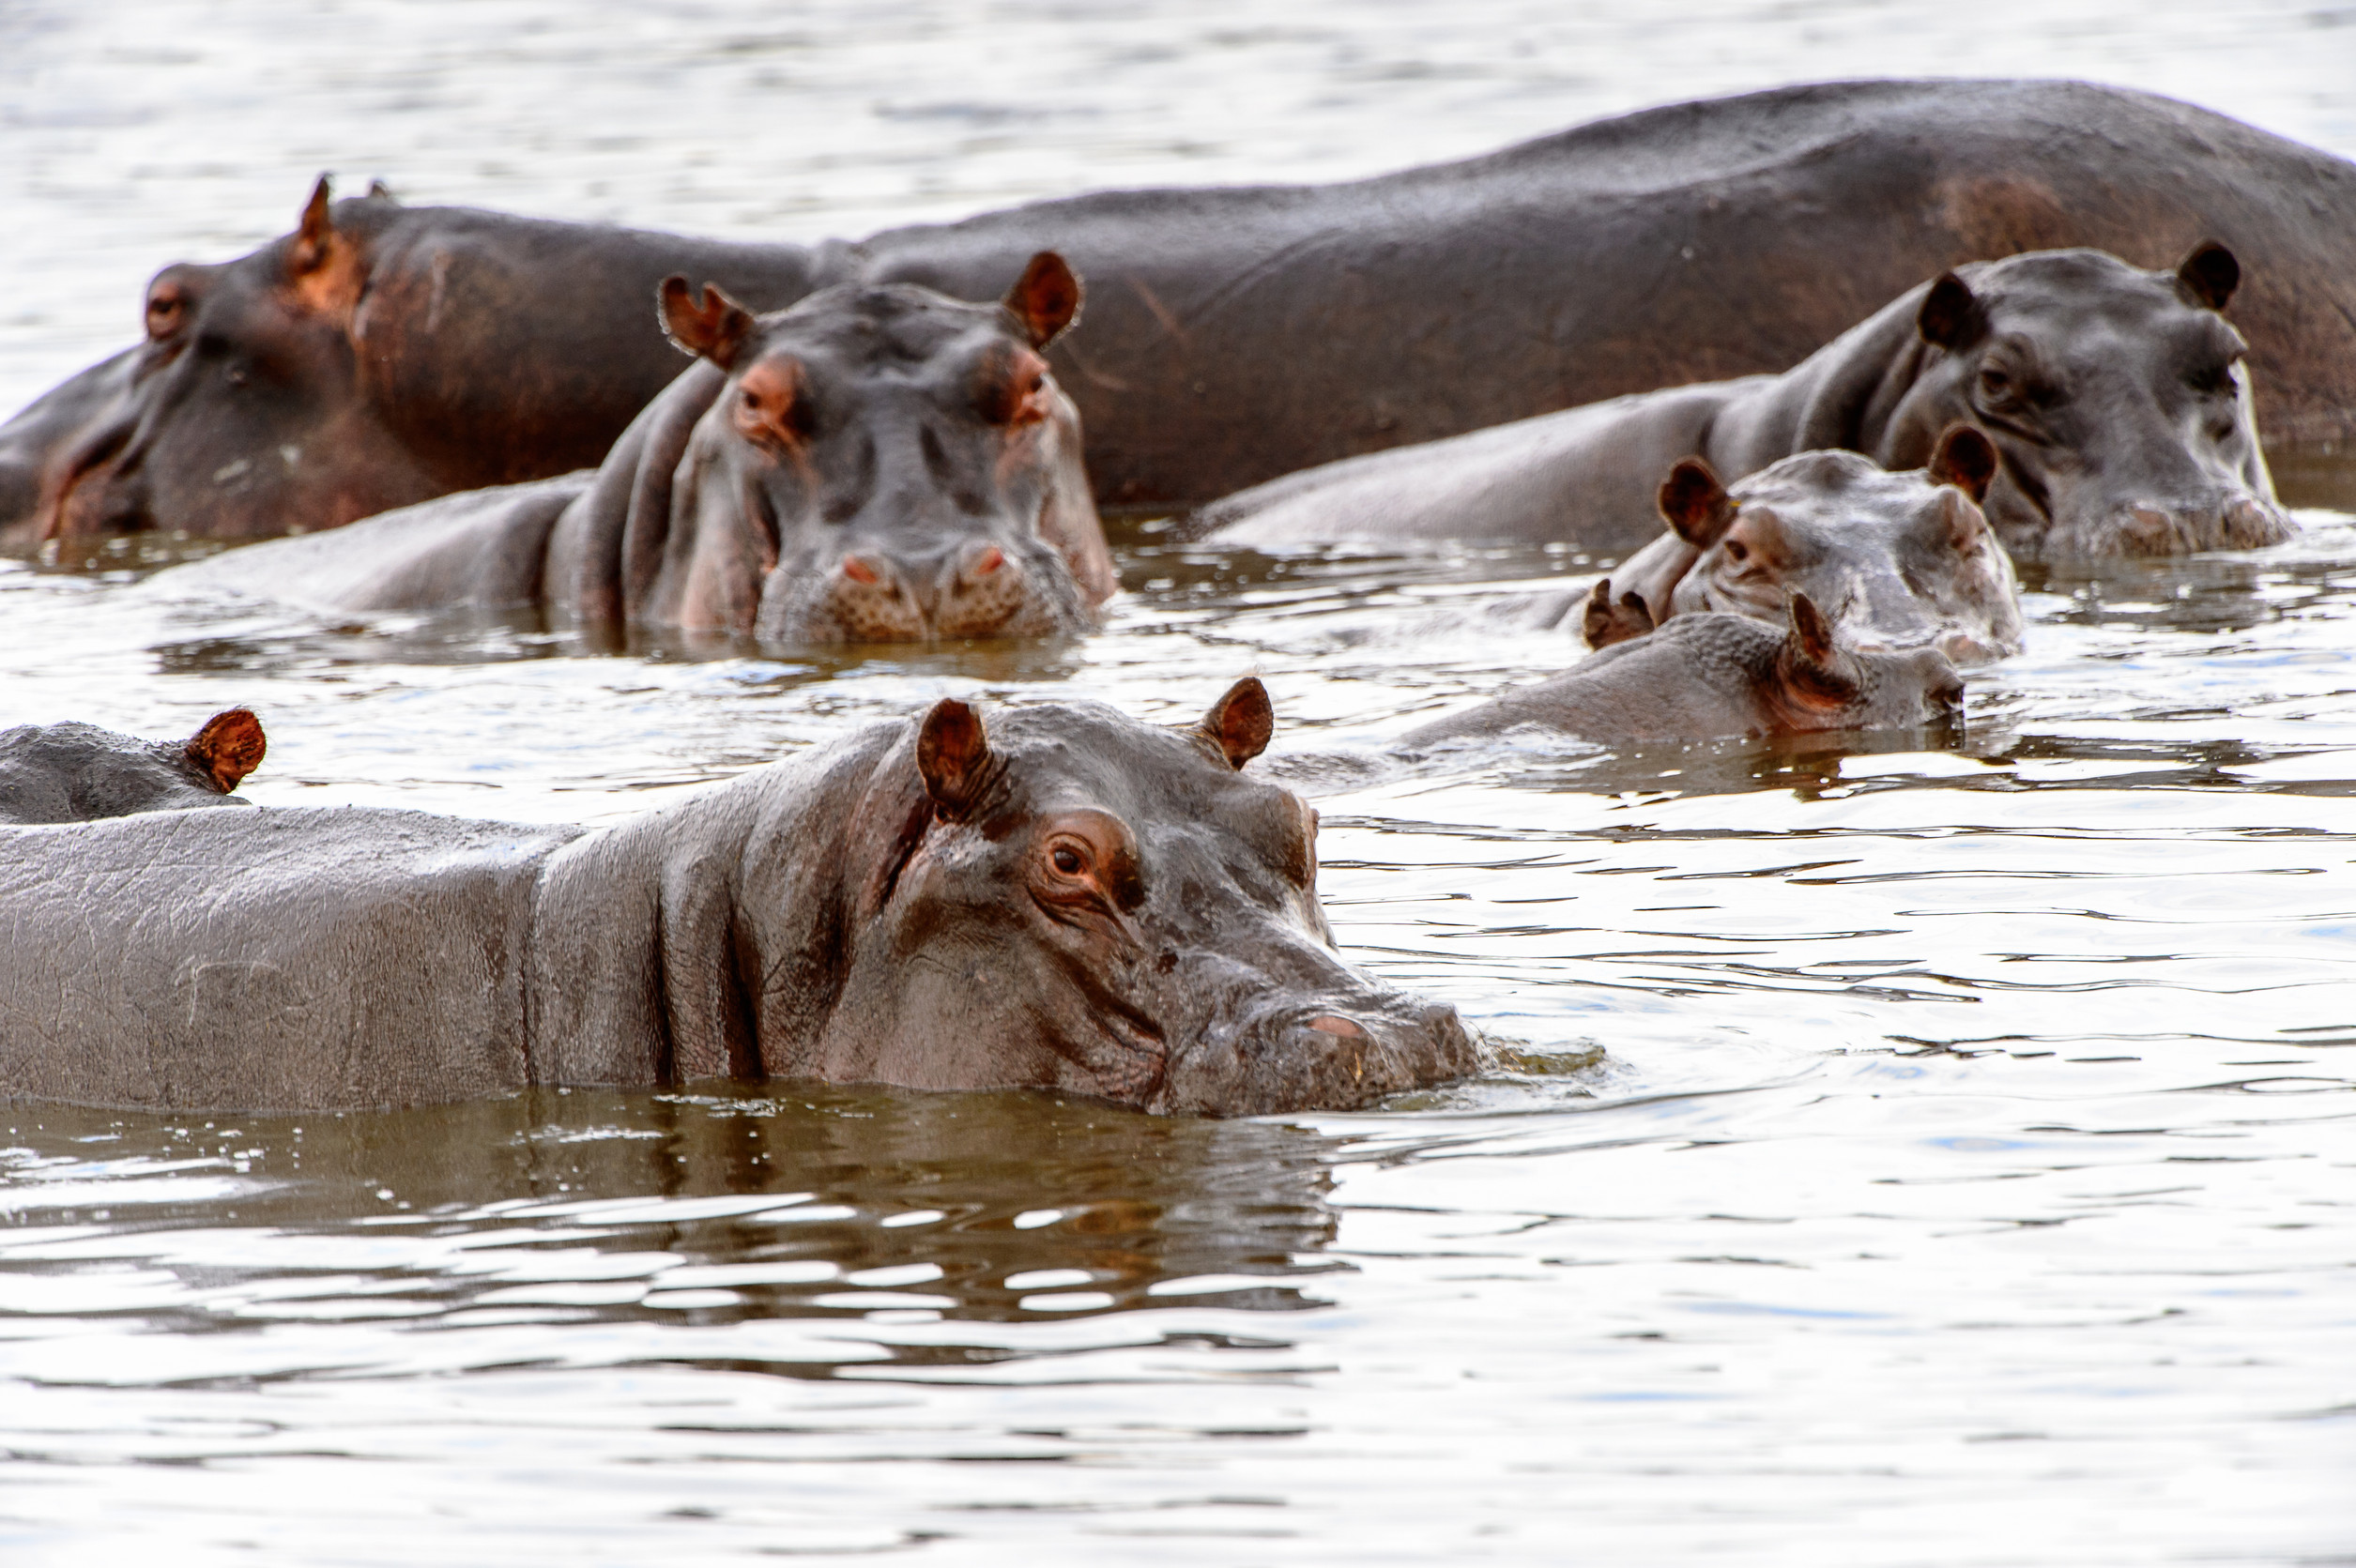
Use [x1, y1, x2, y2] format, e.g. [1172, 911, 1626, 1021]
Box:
[970, 545, 1004, 578]
[841, 555, 880, 586]
[1307, 1015, 1367, 1039]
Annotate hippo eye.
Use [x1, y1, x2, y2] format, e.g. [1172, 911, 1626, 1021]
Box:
[1722, 539, 1749, 564]
[1052, 845, 1083, 875]
[2186, 363, 2237, 398]
[1977, 368, 2012, 401]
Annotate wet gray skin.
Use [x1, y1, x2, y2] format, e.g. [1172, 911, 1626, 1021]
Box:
[1402, 596, 1966, 749]
[175, 254, 1117, 646]
[1199, 245, 2293, 562]
[0, 684, 1476, 1116]
[0, 709, 266, 824]
[1584, 431, 2025, 665]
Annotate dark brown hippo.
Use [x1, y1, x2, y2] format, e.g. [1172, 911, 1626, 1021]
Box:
[1400, 597, 1965, 750]
[176, 255, 1116, 644]
[1576, 427, 2022, 664]
[1198, 247, 2294, 561]
[0, 682, 1477, 1116]
[0, 708, 266, 825]
[5, 80, 2351, 550]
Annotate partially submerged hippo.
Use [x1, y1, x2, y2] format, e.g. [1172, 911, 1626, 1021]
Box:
[0, 683, 1476, 1116]
[1402, 597, 1965, 750]
[176, 255, 1115, 644]
[1197, 248, 2294, 560]
[7, 81, 2352, 548]
[0, 708, 266, 825]
[1579, 428, 2023, 664]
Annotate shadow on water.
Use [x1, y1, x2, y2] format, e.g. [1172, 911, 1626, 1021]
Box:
[0, 1085, 1362, 1353]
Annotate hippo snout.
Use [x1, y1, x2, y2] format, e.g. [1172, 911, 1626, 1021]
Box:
[2101, 495, 2294, 556]
[1158, 994, 1482, 1117]
[773, 534, 1088, 644]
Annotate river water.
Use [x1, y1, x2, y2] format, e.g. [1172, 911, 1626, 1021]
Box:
[2, 3, 2354, 1564]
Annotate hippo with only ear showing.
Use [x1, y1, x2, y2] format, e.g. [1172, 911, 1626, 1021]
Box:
[0, 682, 1476, 1116]
[0, 709, 266, 825]
[1199, 246, 2292, 560]
[1402, 595, 1965, 749]
[1581, 427, 2023, 665]
[176, 254, 1114, 646]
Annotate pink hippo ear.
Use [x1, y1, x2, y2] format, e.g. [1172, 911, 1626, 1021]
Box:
[2176, 240, 2241, 312]
[284, 175, 364, 320]
[659, 276, 760, 369]
[917, 697, 994, 814]
[1657, 458, 1736, 547]
[185, 708, 267, 794]
[1003, 251, 1083, 351]
[1917, 271, 1987, 352]
[1198, 677, 1275, 769]
[1788, 591, 1840, 667]
[1929, 425, 1997, 504]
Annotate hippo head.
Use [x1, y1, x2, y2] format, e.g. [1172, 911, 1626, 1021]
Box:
[1878, 246, 2291, 559]
[1654, 431, 2024, 664]
[1, 180, 442, 552]
[0, 708, 266, 825]
[802, 680, 1480, 1114]
[634, 255, 1116, 644]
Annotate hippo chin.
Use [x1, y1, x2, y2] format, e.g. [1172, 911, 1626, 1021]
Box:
[1583, 428, 2024, 665]
[0, 709, 266, 825]
[0, 682, 1476, 1116]
[1402, 595, 1965, 750]
[8, 82, 2353, 548]
[172, 254, 1115, 646]
[1197, 247, 2293, 562]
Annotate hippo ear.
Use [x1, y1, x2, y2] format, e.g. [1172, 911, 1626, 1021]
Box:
[2176, 240, 2240, 312]
[1917, 271, 1987, 353]
[184, 708, 267, 794]
[285, 175, 362, 317]
[1582, 577, 1656, 649]
[367, 178, 398, 203]
[1004, 251, 1083, 351]
[916, 697, 993, 814]
[1788, 592, 1839, 667]
[1198, 677, 1275, 769]
[1657, 458, 1736, 546]
[1929, 424, 1997, 504]
[659, 276, 760, 369]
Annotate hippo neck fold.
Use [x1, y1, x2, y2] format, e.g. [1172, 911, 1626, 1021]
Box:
[524, 721, 907, 1088]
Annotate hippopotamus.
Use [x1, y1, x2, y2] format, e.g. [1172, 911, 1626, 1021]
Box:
[1400, 596, 1965, 750]
[0, 682, 1476, 1116]
[1196, 247, 2293, 561]
[175, 255, 1116, 644]
[1575, 427, 2023, 664]
[5, 80, 2350, 548]
[0, 708, 266, 825]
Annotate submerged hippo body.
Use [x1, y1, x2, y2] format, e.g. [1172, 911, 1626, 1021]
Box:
[0, 685, 1476, 1116]
[1201, 248, 2293, 561]
[178, 257, 1115, 644]
[1402, 596, 1965, 750]
[6, 80, 2352, 549]
[0, 708, 266, 824]
[1579, 429, 2023, 664]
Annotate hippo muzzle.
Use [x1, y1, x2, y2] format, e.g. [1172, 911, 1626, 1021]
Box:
[759, 523, 1095, 644]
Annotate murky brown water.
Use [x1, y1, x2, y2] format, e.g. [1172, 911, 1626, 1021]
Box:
[4, 3, 2356, 1563]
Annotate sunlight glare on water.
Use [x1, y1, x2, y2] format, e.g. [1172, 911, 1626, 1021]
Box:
[1, 2, 2354, 1563]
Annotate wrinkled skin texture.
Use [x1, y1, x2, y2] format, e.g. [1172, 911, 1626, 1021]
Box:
[0, 690, 1476, 1116]
[176, 267, 1115, 644]
[1585, 442, 2024, 665]
[6, 80, 2352, 549]
[1198, 248, 2294, 561]
[1400, 598, 1966, 748]
[0, 709, 266, 824]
